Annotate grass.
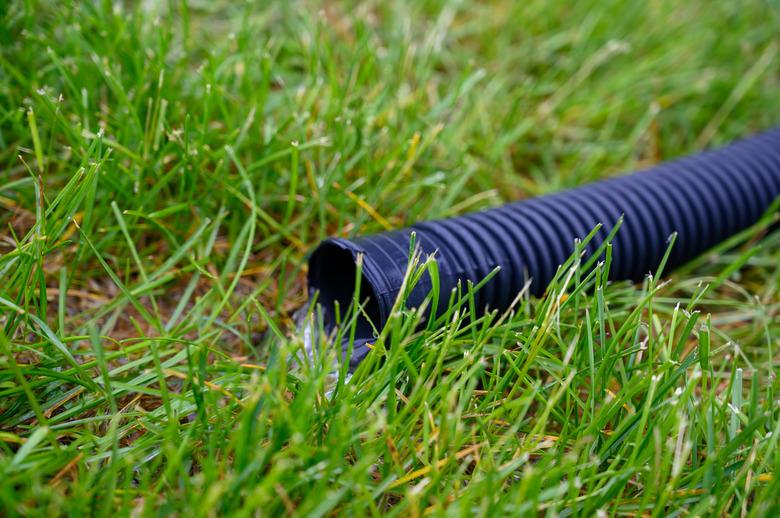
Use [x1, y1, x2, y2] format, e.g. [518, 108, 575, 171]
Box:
[1, 0, 779, 515]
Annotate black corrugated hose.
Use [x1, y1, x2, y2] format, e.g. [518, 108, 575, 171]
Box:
[308, 129, 780, 367]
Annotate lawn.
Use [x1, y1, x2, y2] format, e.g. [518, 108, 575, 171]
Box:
[1, 0, 779, 515]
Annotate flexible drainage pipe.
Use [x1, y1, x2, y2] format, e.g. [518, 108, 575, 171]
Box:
[308, 129, 780, 367]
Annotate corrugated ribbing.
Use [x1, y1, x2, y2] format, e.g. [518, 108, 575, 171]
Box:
[308, 129, 780, 366]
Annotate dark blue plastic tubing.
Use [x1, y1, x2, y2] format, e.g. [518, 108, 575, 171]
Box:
[308, 129, 780, 367]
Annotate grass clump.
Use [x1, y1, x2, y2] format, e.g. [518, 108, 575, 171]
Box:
[1, 0, 779, 515]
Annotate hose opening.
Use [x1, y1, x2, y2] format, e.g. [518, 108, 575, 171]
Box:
[307, 241, 382, 339]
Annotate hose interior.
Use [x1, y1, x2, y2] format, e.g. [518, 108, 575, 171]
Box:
[307, 241, 382, 339]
